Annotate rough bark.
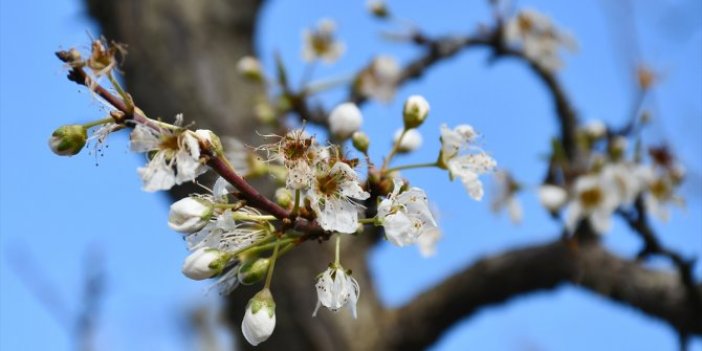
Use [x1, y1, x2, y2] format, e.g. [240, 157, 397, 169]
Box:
[85, 2, 701, 350]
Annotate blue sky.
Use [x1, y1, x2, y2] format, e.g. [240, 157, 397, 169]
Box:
[1, 0, 701, 350]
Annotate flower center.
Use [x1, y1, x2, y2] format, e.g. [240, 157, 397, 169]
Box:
[316, 173, 341, 197]
[579, 187, 602, 209]
[650, 179, 669, 200]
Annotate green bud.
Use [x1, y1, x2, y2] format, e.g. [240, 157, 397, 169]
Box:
[351, 131, 370, 153]
[402, 95, 430, 129]
[49, 125, 87, 156]
[274, 188, 293, 208]
[238, 258, 271, 285]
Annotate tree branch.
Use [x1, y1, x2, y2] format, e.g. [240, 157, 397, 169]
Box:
[386, 237, 702, 350]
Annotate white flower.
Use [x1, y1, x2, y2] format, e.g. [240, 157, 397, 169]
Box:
[313, 265, 360, 318]
[377, 179, 439, 247]
[503, 9, 576, 71]
[565, 174, 619, 234]
[447, 153, 496, 201]
[403, 95, 430, 129]
[601, 163, 644, 206]
[242, 289, 276, 346]
[439, 123, 477, 164]
[168, 197, 214, 233]
[181, 247, 224, 280]
[582, 120, 607, 139]
[439, 124, 496, 200]
[186, 209, 269, 252]
[635, 166, 683, 222]
[538, 184, 568, 212]
[357, 55, 400, 102]
[259, 129, 318, 190]
[328, 102, 363, 139]
[308, 162, 370, 233]
[130, 120, 206, 192]
[491, 171, 523, 224]
[394, 128, 423, 152]
[302, 18, 345, 63]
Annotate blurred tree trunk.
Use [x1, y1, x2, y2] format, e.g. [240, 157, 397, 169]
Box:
[85, 1, 382, 349]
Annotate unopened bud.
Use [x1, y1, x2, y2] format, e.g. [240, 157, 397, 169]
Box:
[275, 188, 293, 208]
[195, 129, 223, 155]
[237, 56, 264, 81]
[367, 0, 389, 18]
[49, 125, 87, 156]
[403, 95, 430, 129]
[238, 258, 270, 285]
[352, 131, 370, 153]
[608, 136, 628, 161]
[582, 120, 606, 139]
[168, 197, 213, 233]
[242, 289, 276, 346]
[329, 102, 363, 140]
[394, 128, 422, 153]
[182, 247, 225, 280]
[538, 185, 568, 212]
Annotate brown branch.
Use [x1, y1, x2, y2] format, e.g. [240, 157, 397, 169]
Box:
[385, 237, 702, 351]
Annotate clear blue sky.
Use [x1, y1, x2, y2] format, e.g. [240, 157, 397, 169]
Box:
[1, 0, 701, 350]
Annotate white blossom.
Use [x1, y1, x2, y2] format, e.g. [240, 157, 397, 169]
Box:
[181, 247, 224, 280]
[168, 197, 214, 233]
[130, 120, 206, 192]
[565, 174, 619, 234]
[308, 162, 370, 233]
[538, 184, 568, 212]
[313, 265, 360, 318]
[329, 102, 363, 139]
[635, 165, 683, 222]
[237, 56, 263, 80]
[504, 9, 576, 71]
[357, 55, 400, 102]
[582, 120, 607, 139]
[302, 18, 345, 63]
[260, 129, 317, 190]
[394, 128, 423, 152]
[439, 124, 496, 200]
[242, 289, 276, 346]
[377, 179, 439, 247]
[491, 171, 523, 224]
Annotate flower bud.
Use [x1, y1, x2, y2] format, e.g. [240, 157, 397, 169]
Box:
[182, 247, 225, 280]
[237, 258, 270, 285]
[367, 0, 389, 18]
[48, 125, 87, 156]
[403, 95, 430, 129]
[329, 102, 363, 140]
[538, 185, 568, 212]
[582, 120, 606, 139]
[242, 289, 276, 346]
[275, 188, 293, 208]
[608, 136, 628, 161]
[195, 129, 223, 155]
[168, 197, 213, 233]
[237, 56, 263, 81]
[394, 128, 422, 153]
[351, 131, 370, 153]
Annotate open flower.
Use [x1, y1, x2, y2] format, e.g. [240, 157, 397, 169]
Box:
[377, 179, 439, 247]
[538, 184, 568, 212]
[635, 165, 684, 222]
[565, 174, 619, 234]
[260, 129, 318, 190]
[355, 55, 400, 102]
[302, 18, 345, 63]
[503, 9, 576, 72]
[242, 289, 276, 346]
[308, 162, 370, 233]
[130, 117, 206, 192]
[491, 171, 523, 224]
[313, 264, 360, 318]
[439, 124, 496, 201]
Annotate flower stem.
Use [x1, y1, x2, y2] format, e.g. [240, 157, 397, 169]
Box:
[358, 218, 378, 225]
[382, 128, 407, 171]
[264, 239, 282, 289]
[292, 189, 301, 216]
[82, 117, 115, 129]
[334, 235, 342, 266]
[386, 161, 438, 173]
[106, 71, 130, 106]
